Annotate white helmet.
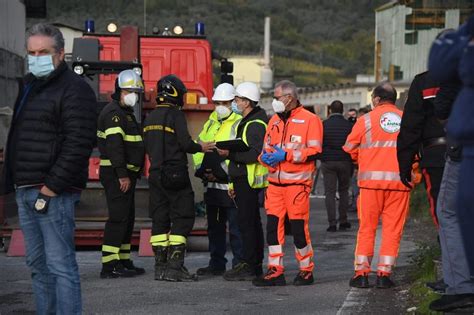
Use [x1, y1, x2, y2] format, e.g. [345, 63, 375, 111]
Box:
[235, 82, 260, 102]
[212, 83, 235, 101]
[118, 69, 144, 91]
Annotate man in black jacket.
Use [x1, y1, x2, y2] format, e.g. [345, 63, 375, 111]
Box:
[143, 74, 215, 282]
[397, 71, 446, 227]
[0, 24, 96, 314]
[98, 70, 146, 278]
[320, 100, 353, 232]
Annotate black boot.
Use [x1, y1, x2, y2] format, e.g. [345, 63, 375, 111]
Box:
[223, 262, 256, 281]
[100, 261, 136, 279]
[252, 266, 286, 287]
[429, 294, 474, 312]
[349, 273, 370, 288]
[121, 260, 145, 275]
[376, 273, 395, 289]
[153, 246, 168, 281]
[163, 244, 198, 282]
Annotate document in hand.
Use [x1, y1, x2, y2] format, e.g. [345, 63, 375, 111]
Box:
[215, 138, 249, 152]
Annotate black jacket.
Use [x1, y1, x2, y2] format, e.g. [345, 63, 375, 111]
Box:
[397, 71, 446, 174]
[97, 101, 145, 178]
[228, 106, 268, 180]
[0, 62, 97, 195]
[143, 104, 201, 172]
[320, 113, 353, 162]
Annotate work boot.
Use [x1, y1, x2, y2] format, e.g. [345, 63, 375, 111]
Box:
[338, 222, 351, 231]
[100, 261, 136, 279]
[196, 265, 225, 276]
[425, 278, 447, 293]
[252, 266, 286, 287]
[326, 225, 337, 232]
[153, 246, 168, 281]
[223, 262, 256, 281]
[293, 270, 314, 286]
[163, 244, 198, 282]
[376, 273, 395, 289]
[121, 259, 145, 275]
[349, 272, 369, 288]
[429, 294, 474, 312]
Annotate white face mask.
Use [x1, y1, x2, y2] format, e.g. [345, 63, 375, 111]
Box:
[123, 92, 138, 107]
[215, 105, 231, 119]
[272, 99, 286, 113]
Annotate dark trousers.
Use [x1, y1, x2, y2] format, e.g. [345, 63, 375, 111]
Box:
[207, 204, 242, 269]
[100, 167, 136, 263]
[422, 167, 444, 226]
[458, 154, 474, 277]
[149, 172, 195, 238]
[233, 178, 264, 269]
[321, 161, 352, 226]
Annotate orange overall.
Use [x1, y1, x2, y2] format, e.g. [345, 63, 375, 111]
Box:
[259, 106, 323, 272]
[343, 103, 410, 276]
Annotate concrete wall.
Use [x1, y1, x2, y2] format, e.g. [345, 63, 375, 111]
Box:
[229, 56, 263, 88]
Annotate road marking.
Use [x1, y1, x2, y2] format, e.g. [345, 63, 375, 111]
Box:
[336, 287, 369, 315]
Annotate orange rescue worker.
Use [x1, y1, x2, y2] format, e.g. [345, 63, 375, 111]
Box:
[343, 82, 412, 289]
[254, 80, 323, 286]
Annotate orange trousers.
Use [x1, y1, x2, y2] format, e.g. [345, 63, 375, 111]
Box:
[265, 184, 313, 272]
[354, 188, 410, 274]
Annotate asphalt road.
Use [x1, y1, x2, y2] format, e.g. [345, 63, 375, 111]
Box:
[0, 185, 416, 315]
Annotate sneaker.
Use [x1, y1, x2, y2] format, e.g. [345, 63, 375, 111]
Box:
[252, 267, 286, 287]
[223, 262, 255, 281]
[376, 273, 395, 289]
[293, 270, 314, 286]
[339, 222, 351, 231]
[121, 260, 145, 275]
[349, 273, 369, 288]
[196, 265, 225, 276]
[429, 294, 474, 312]
[426, 279, 447, 293]
[326, 225, 337, 232]
[100, 262, 136, 279]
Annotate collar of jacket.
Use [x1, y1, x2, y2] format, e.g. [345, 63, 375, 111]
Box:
[277, 104, 303, 121]
[113, 100, 134, 113]
[241, 106, 263, 123]
[376, 102, 397, 109]
[209, 111, 240, 123]
[328, 113, 344, 118]
[24, 61, 68, 85]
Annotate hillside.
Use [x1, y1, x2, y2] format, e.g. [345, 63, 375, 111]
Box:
[28, 0, 387, 86]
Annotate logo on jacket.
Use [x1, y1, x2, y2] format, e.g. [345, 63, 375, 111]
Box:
[380, 112, 401, 133]
[112, 115, 120, 123]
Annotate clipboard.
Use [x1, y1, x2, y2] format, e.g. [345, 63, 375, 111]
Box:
[216, 138, 249, 152]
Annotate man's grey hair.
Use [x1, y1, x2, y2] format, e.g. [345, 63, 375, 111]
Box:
[274, 80, 298, 99]
[26, 23, 65, 52]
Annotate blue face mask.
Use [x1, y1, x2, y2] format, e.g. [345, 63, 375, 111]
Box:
[231, 101, 242, 115]
[28, 55, 55, 78]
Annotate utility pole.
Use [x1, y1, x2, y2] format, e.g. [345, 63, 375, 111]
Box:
[143, 0, 147, 35]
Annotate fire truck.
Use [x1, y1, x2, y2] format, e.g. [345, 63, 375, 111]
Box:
[0, 23, 233, 253]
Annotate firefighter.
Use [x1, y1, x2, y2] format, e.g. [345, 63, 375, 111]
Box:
[343, 82, 411, 289]
[98, 69, 145, 278]
[254, 80, 323, 286]
[143, 74, 215, 282]
[193, 83, 243, 276]
[217, 81, 269, 281]
[397, 71, 445, 227]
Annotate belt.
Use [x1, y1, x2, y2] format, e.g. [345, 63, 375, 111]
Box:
[422, 137, 447, 149]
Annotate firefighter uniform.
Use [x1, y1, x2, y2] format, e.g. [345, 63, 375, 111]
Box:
[397, 72, 445, 226]
[260, 106, 323, 275]
[344, 101, 410, 286]
[193, 110, 243, 273]
[98, 100, 144, 273]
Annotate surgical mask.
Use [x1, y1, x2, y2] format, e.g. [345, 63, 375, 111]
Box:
[231, 101, 242, 115]
[272, 99, 286, 113]
[215, 105, 231, 119]
[123, 92, 138, 107]
[28, 55, 55, 78]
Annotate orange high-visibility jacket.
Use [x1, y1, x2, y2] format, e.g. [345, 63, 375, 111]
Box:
[343, 103, 409, 191]
[259, 106, 323, 186]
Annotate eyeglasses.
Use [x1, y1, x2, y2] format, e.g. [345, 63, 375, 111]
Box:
[273, 93, 291, 101]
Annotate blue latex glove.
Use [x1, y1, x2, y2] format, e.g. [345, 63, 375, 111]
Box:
[261, 153, 276, 166]
[271, 146, 287, 163]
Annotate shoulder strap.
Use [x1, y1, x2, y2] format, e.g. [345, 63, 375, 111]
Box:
[242, 119, 267, 144]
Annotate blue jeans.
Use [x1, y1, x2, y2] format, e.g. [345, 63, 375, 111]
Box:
[458, 149, 474, 278]
[16, 187, 82, 315]
[437, 158, 474, 294]
[207, 204, 242, 269]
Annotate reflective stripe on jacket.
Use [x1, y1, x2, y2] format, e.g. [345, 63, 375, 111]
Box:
[260, 106, 323, 186]
[243, 119, 269, 188]
[343, 103, 409, 191]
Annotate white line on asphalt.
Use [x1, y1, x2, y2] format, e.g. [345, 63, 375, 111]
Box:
[336, 287, 369, 315]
